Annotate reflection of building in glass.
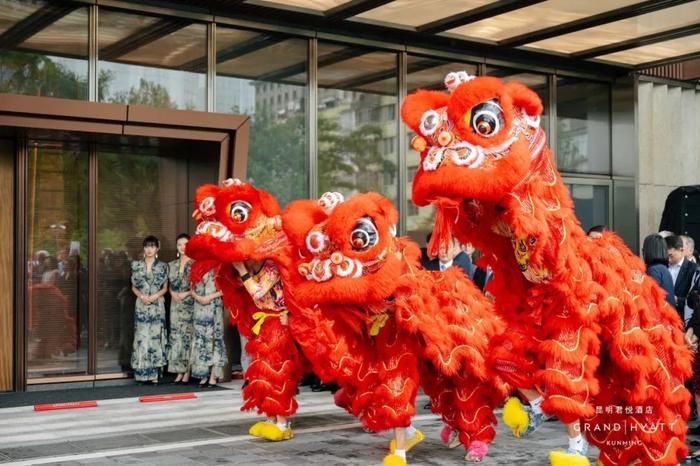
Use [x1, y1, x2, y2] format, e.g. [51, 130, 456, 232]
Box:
[255, 81, 304, 118]
[318, 88, 397, 201]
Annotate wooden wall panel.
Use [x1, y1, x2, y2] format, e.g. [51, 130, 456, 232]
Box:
[0, 139, 13, 391]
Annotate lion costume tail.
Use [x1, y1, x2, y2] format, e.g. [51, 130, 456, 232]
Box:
[583, 233, 692, 466]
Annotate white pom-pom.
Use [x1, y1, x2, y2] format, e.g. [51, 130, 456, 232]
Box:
[199, 196, 216, 217]
[444, 71, 475, 92]
[318, 191, 344, 215]
[222, 178, 243, 187]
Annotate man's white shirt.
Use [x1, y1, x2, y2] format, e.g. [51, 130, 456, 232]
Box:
[439, 260, 453, 271]
[669, 257, 684, 286]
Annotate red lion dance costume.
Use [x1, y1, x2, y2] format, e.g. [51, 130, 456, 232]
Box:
[401, 72, 692, 466]
[187, 178, 304, 442]
[280, 191, 507, 465]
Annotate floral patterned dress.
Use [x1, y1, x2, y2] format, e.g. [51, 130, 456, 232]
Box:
[190, 268, 226, 379]
[167, 258, 194, 374]
[130, 259, 168, 381]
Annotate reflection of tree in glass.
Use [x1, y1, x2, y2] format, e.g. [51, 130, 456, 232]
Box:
[28, 146, 88, 258]
[317, 117, 395, 198]
[0, 51, 86, 99]
[246, 111, 396, 206]
[107, 77, 177, 108]
[97, 152, 161, 252]
[247, 112, 308, 208]
[557, 136, 587, 172]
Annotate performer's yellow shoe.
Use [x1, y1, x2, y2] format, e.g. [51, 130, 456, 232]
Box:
[259, 423, 294, 441]
[389, 429, 424, 453]
[248, 421, 270, 437]
[503, 397, 529, 438]
[382, 454, 407, 466]
[549, 450, 590, 466]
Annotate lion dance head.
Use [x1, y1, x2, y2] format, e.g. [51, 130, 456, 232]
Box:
[282, 191, 419, 306]
[186, 178, 285, 263]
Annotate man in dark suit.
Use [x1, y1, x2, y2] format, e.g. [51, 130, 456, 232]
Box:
[666, 234, 698, 323]
[473, 265, 493, 292]
[423, 235, 473, 278]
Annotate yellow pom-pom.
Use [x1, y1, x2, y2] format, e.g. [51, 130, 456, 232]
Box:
[383, 454, 407, 466]
[259, 423, 294, 441]
[502, 397, 529, 438]
[248, 421, 268, 437]
[549, 450, 590, 466]
[389, 429, 425, 453]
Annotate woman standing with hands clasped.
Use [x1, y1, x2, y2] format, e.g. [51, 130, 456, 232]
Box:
[190, 262, 226, 387]
[168, 234, 194, 384]
[131, 235, 169, 384]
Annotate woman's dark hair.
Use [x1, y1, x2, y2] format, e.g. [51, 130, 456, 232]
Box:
[642, 234, 668, 266]
[176, 233, 190, 242]
[142, 235, 159, 248]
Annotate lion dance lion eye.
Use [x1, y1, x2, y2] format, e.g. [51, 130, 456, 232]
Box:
[229, 200, 251, 223]
[305, 230, 327, 254]
[350, 218, 378, 251]
[470, 99, 504, 138]
[419, 109, 440, 136]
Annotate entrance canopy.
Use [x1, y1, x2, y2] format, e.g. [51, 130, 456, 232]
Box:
[1, 0, 699, 87]
[240, 0, 700, 72]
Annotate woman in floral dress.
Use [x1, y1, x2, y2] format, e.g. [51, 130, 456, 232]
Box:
[168, 233, 194, 384]
[190, 263, 226, 386]
[130, 235, 169, 383]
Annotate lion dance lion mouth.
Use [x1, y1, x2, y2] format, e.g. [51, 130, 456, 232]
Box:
[298, 250, 388, 282]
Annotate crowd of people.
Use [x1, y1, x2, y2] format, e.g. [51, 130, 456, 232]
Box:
[638, 230, 700, 457]
[27, 247, 87, 365]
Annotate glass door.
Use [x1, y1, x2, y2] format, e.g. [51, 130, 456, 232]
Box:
[22, 134, 220, 384]
[95, 140, 218, 374]
[25, 139, 89, 379]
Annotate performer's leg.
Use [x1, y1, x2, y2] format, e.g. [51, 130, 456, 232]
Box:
[565, 421, 587, 455]
[393, 428, 406, 456]
[242, 319, 302, 441]
[503, 390, 549, 438]
[389, 423, 424, 454]
[520, 388, 539, 400]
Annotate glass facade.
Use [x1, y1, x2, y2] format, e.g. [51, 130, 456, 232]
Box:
[556, 78, 611, 175]
[317, 43, 398, 203]
[565, 183, 611, 233]
[216, 28, 309, 207]
[96, 141, 218, 373]
[98, 10, 206, 110]
[0, 1, 88, 99]
[0, 2, 624, 228]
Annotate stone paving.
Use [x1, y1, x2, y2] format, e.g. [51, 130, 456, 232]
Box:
[1, 386, 699, 465]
